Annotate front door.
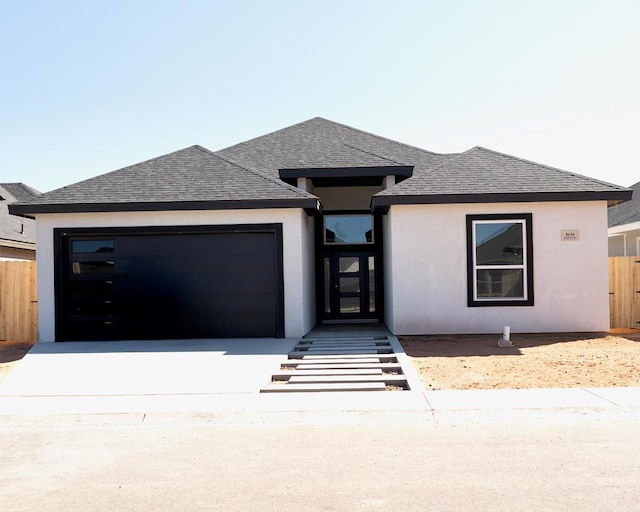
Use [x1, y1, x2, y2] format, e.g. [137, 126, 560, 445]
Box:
[321, 252, 379, 321]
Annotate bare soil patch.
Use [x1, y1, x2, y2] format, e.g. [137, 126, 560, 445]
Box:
[400, 330, 640, 390]
[0, 340, 36, 384]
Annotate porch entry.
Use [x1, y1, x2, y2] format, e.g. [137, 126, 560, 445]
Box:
[317, 212, 382, 322]
[321, 252, 378, 320]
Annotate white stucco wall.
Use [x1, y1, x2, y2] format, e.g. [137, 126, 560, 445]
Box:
[384, 201, 610, 334]
[35, 208, 315, 342]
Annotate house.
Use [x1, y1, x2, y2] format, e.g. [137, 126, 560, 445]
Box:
[607, 180, 639, 255]
[0, 183, 39, 260]
[9, 118, 631, 342]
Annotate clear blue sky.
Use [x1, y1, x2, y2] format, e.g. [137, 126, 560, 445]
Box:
[2, 0, 639, 192]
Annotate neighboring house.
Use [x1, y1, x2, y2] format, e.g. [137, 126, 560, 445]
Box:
[9, 118, 631, 342]
[608, 180, 639, 256]
[0, 183, 40, 260]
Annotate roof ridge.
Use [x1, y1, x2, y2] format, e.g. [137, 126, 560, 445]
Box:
[471, 146, 630, 191]
[315, 117, 451, 157]
[375, 149, 472, 195]
[0, 182, 42, 198]
[340, 142, 407, 166]
[195, 146, 315, 199]
[217, 117, 323, 153]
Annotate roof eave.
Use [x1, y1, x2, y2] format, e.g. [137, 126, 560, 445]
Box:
[279, 166, 414, 180]
[9, 198, 323, 217]
[0, 238, 36, 250]
[371, 190, 633, 214]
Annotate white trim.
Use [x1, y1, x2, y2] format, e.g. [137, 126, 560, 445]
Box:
[471, 218, 528, 302]
[608, 233, 627, 256]
[0, 238, 36, 251]
[608, 220, 640, 235]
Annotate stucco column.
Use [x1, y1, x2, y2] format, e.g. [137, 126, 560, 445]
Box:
[384, 175, 396, 189]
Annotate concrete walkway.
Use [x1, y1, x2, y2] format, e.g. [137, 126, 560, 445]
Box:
[1, 328, 639, 422]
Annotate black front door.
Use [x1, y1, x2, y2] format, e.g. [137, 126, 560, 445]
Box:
[321, 251, 379, 321]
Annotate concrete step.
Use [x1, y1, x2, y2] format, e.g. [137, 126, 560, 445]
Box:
[288, 375, 408, 384]
[272, 369, 383, 379]
[301, 337, 387, 342]
[280, 358, 400, 368]
[295, 363, 401, 371]
[284, 363, 402, 370]
[295, 344, 389, 350]
[296, 346, 388, 353]
[299, 354, 395, 360]
[260, 382, 386, 393]
[289, 350, 393, 357]
[296, 340, 388, 346]
[281, 358, 381, 366]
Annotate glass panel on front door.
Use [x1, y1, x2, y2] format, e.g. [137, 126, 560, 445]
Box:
[322, 253, 377, 319]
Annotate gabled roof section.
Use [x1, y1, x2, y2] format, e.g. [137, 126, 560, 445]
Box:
[608, 180, 640, 227]
[10, 146, 320, 216]
[0, 183, 39, 246]
[216, 117, 452, 178]
[373, 146, 631, 212]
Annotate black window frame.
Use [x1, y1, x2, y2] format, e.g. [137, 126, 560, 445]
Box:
[466, 213, 534, 307]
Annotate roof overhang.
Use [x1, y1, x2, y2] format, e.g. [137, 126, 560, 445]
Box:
[0, 238, 36, 250]
[279, 166, 414, 187]
[9, 198, 323, 218]
[371, 190, 633, 214]
[608, 220, 640, 235]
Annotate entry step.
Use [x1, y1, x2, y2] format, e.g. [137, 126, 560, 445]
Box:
[282, 362, 401, 370]
[260, 382, 386, 393]
[288, 375, 408, 384]
[289, 350, 393, 358]
[297, 354, 396, 360]
[272, 369, 383, 379]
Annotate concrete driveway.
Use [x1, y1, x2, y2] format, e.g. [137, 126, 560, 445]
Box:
[0, 334, 429, 415]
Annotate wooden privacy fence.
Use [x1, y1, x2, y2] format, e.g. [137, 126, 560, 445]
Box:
[0, 260, 37, 341]
[609, 256, 640, 329]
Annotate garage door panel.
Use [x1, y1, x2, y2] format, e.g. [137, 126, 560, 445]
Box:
[121, 273, 276, 297]
[119, 233, 275, 257]
[59, 226, 283, 340]
[118, 254, 276, 277]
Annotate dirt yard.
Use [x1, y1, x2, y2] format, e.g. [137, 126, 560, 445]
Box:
[400, 330, 640, 390]
[0, 340, 36, 384]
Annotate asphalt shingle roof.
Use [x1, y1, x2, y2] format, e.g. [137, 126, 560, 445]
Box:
[10, 145, 318, 215]
[376, 146, 627, 197]
[0, 183, 39, 245]
[216, 117, 452, 177]
[608, 180, 640, 227]
[9, 117, 631, 216]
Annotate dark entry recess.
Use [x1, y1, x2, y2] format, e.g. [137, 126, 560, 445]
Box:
[54, 224, 284, 341]
[316, 212, 383, 322]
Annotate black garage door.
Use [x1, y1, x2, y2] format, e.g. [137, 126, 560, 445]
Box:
[56, 225, 284, 341]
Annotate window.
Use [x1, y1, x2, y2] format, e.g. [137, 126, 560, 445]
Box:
[71, 239, 115, 253]
[324, 215, 373, 244]
[467, 213, 533, 307]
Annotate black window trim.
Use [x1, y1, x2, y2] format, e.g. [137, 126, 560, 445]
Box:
[466, 213, 534, 307]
